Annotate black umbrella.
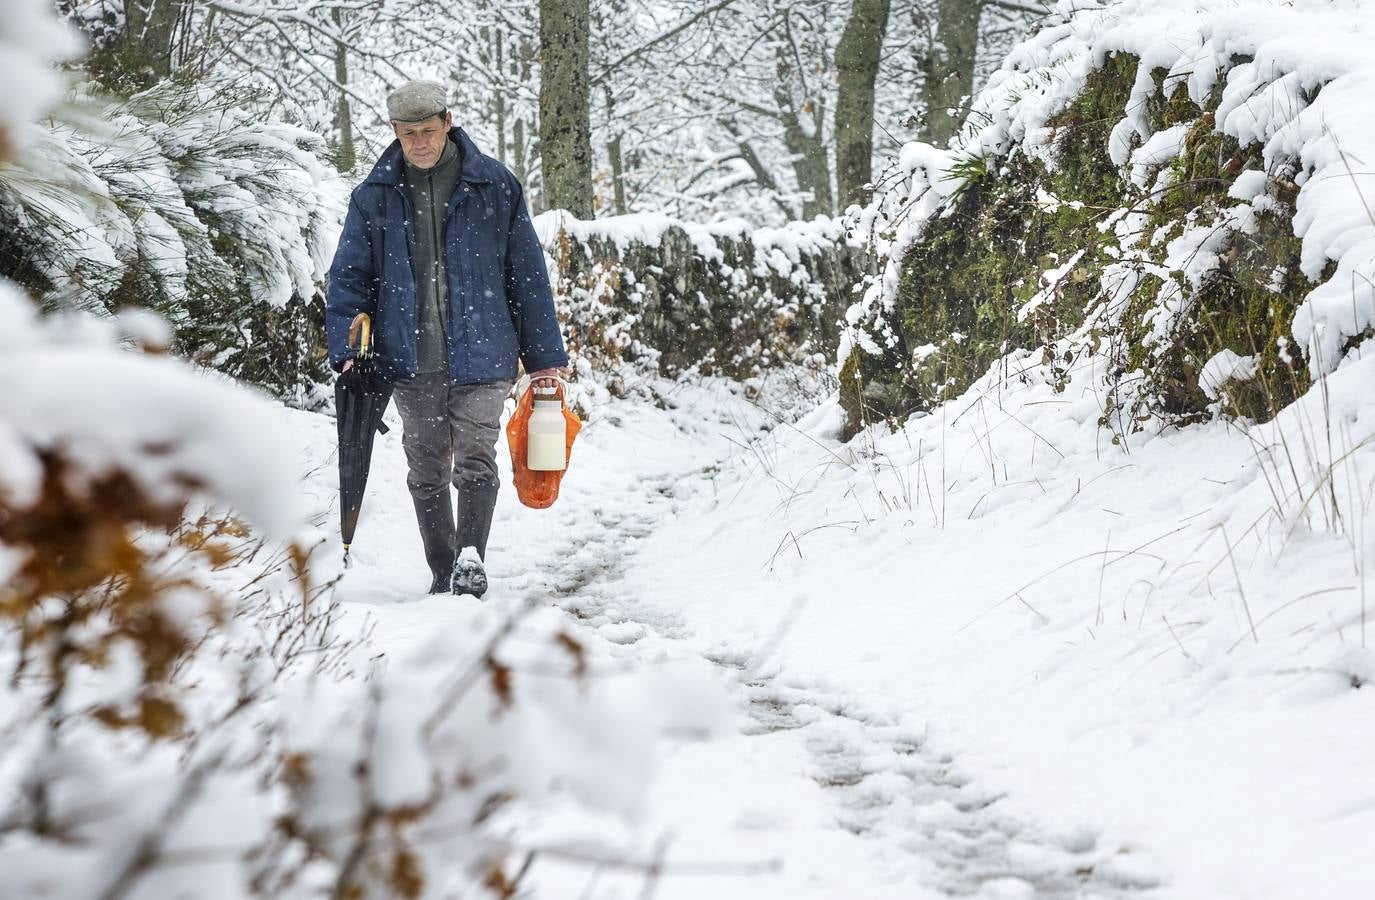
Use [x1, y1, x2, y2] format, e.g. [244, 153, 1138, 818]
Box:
[335, 312, 392, 566]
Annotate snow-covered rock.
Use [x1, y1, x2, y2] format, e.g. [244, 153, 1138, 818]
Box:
[845, 0, 1375, 435]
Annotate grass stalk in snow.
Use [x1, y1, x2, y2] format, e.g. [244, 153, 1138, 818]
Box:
[1096, 529, 1111, 628]
[1221, 524, 1260, 644]
[1161, 614, 1203, 669]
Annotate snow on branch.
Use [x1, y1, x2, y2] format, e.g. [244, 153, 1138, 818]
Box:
[0, 81, 347, 398]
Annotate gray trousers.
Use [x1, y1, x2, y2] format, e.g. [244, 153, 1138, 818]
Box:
[391, 372, 511, 500]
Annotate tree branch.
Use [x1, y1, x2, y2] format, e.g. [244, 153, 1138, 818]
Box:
[984, 0, 1051, 16]
[590, 0, 744, 88]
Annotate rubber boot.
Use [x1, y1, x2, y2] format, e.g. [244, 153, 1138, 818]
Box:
[413, 492, 456, 594]
[451, 480, 498, 597]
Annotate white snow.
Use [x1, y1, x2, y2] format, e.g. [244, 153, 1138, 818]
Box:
[1199, 348, 1259, 400]
[1228, 169, 1270, 202]
[1128, 124, 1188, 188]
[243, 358, 1374, 898]
[1019, 249, 1086, 323]
[535, 209, 860, 272]
[0, 0, 81, 156]
[0, 283, 303, 535]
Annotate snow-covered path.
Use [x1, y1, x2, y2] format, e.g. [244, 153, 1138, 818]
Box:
[286, 349, 1375, 900]
[295, 377, 1168, 900]
[517, 388, 1158, 900]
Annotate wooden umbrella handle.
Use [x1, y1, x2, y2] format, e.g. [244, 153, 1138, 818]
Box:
[348, 313, 373, 357]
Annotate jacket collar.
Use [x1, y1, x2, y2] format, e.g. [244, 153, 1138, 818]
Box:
[363, 126, 493, 187]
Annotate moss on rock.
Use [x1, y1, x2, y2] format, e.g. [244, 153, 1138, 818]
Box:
[840, 51, 1315, 439]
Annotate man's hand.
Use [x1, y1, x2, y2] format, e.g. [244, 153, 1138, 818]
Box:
[528, 366, 569, 390]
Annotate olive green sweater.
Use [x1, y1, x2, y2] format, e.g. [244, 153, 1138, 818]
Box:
[403, 138, 461, 374]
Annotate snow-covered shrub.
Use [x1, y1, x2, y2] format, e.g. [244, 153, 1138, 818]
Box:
[841, 0, 1375, 440]
[539, 211, 868, 386]
[0, 81, 345, 403]
[0, 279, 729, 898]
[0, 273, 728, 900]
[0, 271, 313, 892]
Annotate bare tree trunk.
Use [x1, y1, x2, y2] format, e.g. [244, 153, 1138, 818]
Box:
[493, 28, 508, 167]
[603, 85, 627, 215]
[331, 7, 355, 173]
[607, 133, 627, 215]
[720, 119, 797, 220]
[835, 0, 891, 209]
[514, 35, 535, 191]
[920, 0, 983, 146]
[475, 2, 508, 167]
[514, 118, 528, 187]
[774, 50, 833, 218]
[538, 0, 594, 217]
[791, 114, 834, 219]
[121, 0, 186, 83]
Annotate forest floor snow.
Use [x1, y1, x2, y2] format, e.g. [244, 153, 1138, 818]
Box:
[292, 362, 1375, 900]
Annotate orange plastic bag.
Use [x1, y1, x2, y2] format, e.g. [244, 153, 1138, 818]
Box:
[506, 381, 582, 509]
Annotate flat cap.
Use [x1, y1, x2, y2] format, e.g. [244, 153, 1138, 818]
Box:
[387, 79, 448, 124]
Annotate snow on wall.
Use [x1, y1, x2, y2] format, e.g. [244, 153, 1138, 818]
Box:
[852, 0, 1375, 381]
[534, 209, 863, 275]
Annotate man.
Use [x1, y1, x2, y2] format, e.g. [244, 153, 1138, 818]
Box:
[326, 79, 569, 597]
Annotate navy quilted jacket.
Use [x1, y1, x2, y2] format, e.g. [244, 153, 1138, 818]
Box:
[325, 126, 568, 383]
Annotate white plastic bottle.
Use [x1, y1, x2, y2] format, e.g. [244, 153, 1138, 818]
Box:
[527, 387, 567, 471]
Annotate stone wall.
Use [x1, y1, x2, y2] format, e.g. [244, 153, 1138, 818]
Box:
[535, 212, 871, 379]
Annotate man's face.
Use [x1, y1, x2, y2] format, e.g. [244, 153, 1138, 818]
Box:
[394, 111, 452, 168]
